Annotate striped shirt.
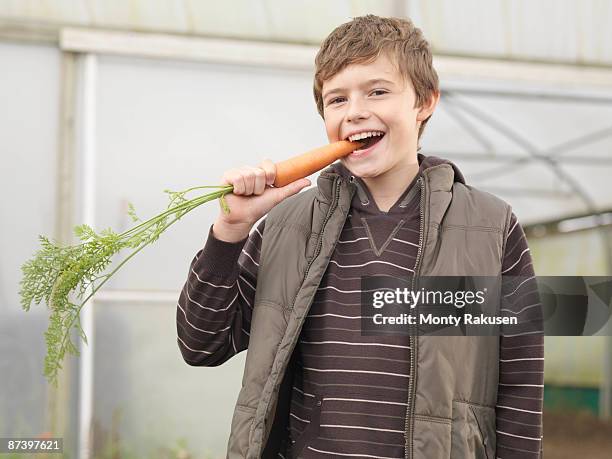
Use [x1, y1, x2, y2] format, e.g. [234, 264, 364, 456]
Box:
[176, 156, 544, 458]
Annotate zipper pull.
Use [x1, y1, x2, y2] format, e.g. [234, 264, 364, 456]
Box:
[399, 177, 422, 208]
[349, 175, 370, 206]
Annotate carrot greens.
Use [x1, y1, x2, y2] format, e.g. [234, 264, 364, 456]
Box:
[19, 185, 233, 388]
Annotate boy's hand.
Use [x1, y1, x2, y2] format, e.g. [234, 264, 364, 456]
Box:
[212, 159, 311, 242]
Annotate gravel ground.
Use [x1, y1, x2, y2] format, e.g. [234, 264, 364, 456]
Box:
[543, 410, 612, 458]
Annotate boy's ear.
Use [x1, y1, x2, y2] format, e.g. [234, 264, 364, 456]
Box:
[417, 90, 441, 122]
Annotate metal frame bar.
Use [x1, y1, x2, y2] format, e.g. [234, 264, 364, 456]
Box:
[77, 53, 97, 459]
[44, 50, 79, 457]
[53, 27, 612, 89]
[440, 93, 612, 179]
[443, 93, 599, 210]
[437, 101, 496, 154]
[524, 211, 612, 236]
[60, 27, 317, 70]
[442, 87, 612, 104]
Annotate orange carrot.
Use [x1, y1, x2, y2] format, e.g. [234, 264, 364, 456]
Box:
[273, 140, 364, 187]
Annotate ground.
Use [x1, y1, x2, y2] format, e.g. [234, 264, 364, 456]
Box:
[543, 410, 612, 458]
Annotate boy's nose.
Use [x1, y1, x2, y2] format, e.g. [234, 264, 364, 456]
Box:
[347, 108, 370, 123]
[345, 97, 371, 123]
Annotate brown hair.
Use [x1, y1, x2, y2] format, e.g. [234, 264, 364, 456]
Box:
[313, 14, 439, 146]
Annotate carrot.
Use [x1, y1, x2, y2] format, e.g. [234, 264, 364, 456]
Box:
[21, 139, 363, 387]
[273, 140, 364, 187]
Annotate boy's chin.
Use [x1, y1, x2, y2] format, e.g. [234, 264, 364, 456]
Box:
[339, 158, 359, 174]
[340, 159, 380, 178]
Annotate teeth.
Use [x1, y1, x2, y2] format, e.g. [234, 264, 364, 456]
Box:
[348, 131, 384, 141]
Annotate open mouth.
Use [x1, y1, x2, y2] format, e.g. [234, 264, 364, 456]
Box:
[345, 131, 386, 152]
[356, 133, 385, 151]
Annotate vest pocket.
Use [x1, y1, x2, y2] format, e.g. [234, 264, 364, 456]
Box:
[412, 415, 452, 458]
[451, 400, 495, 459]
[291, 393, 324, 458]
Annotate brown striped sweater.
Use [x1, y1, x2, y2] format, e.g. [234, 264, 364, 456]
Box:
[177, 155, 544, 458]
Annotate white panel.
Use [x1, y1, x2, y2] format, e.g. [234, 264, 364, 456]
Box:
[0, 39, 61, 442]
[0, 0, 89, 23]
[185, 0, 273, 39]
[415, 0, 612, 65]
[508, 0, 579, 62]
[426, 0, 507, 57]
[0, 41, 60, 313]
[578, 0, 612, 63]
[87, 0, 188, 31]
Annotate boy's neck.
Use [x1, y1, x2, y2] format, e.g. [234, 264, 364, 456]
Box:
[361, 160, 420, 212]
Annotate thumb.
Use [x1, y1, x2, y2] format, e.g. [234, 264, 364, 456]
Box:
[270, 178, 311, 204]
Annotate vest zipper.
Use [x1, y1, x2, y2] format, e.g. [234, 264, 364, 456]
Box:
[405, 176, 425, 459]
[257, 176, 343, 456]
[298, 176, 343, 297]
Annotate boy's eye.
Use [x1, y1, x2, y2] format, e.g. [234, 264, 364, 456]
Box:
[327, 89, 387, 105]
[328, 97, 345, 105]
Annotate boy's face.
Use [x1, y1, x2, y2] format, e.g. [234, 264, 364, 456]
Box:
[321, 53, 438, 180]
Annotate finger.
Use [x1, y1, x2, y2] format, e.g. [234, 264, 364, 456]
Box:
[252, 167, 267, 195]
[270, 178, 311, 204]
[227, 170, 246, 195]
[220, 169, 235, 187]
[241, 166, 256, 195]
[259, 158, 276, 186]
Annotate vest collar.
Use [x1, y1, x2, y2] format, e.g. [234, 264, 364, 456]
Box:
[316, 153, 465, 207]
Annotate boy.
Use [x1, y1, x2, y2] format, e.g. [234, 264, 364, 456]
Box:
[177, 15, 543, 458]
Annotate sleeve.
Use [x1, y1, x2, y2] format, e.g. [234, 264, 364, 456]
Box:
[176, 218, 265, 367]
[495, 212, 545, 458]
